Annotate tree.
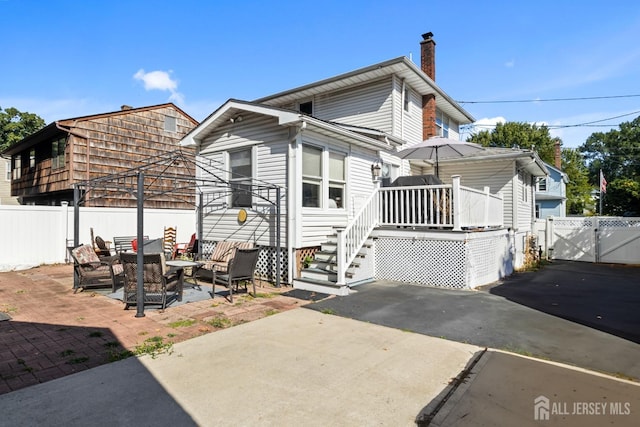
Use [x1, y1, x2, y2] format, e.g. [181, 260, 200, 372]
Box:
[580, 116, 640, 216]
[467, 122, 558, 164]
[467, 122, 592, 215]
[0, 107, 46, 152]
[562, 148, 592, 215]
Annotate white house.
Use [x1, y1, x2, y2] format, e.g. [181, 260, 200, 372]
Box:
[182, 33, 544, 294]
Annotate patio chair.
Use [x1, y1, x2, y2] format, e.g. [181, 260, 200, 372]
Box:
[94, 235, 112, 257]
[212, 247, 260, 303]
[119, 252, 183, 310]
[163, 226, 177, 257]
[173, 233, 198, 259]
[69, 244, 122, 293]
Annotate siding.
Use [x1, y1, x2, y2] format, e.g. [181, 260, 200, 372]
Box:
[199, 114, 289, 247]
[315, 78, 393, 133]
[517, 171, 533, 231]
[435, 159, 517, 229]
[0, 160, 18, 205]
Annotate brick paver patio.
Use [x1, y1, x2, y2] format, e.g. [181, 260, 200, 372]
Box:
[0, 264, 314, 395]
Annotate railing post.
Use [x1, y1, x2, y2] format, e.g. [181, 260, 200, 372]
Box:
[452, 175, 462, 231]
[336, 228, 346, 285]
[483, 186, 490, 228]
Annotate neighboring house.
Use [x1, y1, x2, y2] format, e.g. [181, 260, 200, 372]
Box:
[535, 162, 568, 219]
[0, 157, 19, 205]
[182, 33, 541, 294]
[1, 103, 198, 208]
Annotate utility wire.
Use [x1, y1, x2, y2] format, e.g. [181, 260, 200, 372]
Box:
[457, 94, 640, 104]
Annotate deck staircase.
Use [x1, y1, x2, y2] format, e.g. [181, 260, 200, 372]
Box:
[293, 234, 375, 296]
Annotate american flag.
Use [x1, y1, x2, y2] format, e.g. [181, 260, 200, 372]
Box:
[600, 170, 607, 194]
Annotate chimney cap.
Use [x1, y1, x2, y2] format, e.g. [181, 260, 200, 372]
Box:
[121, 105, 133, 110]
[422, 32, 434, 41]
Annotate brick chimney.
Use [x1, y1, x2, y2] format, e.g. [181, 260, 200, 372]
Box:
[421, 32, 437, 140]
[554, 139, 562, 169]
[420, 32, 436, 81]
[121, 105, 133, 110]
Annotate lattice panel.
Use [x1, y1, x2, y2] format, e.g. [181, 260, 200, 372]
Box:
[553, 218, 594, 228]
[201, 241, 288, 284]
[296, 247, 320, 276]
[598, 218, 640, 228]
[375, 238, 467, 289]
[466, 234, 510, 288]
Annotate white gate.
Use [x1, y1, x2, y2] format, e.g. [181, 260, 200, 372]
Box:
[547, 217, 640, 264]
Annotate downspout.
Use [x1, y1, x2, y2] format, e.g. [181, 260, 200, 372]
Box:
[400, 78, 406, 140]
[287, 122, 305, 284]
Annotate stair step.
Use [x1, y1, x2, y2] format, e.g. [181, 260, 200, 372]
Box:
[293, 277, 350, 296]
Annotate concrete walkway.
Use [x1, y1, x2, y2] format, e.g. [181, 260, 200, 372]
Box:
[0, 309, 480, 426]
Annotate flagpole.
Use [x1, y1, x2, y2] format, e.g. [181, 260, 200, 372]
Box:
[599, 169, 603, 215]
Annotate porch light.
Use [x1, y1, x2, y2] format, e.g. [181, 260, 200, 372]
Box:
[371, 160, 382, 180]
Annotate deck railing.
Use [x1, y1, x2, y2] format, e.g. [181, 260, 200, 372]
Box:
[336, 176, 503, 285]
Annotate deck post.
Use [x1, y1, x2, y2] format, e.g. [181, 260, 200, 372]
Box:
[452, 175, 462, 231]
[336, 228, 346, 286]
[484, 186, 491, 228]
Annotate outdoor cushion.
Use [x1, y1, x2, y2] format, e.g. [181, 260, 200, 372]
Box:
[203, 241, 253, 272]
[72, 244, 101, 265]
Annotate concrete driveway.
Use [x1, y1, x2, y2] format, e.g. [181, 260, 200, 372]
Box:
[307, 261, 640, 379]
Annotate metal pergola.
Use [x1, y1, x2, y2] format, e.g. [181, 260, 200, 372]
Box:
[73, 149, 283, 317]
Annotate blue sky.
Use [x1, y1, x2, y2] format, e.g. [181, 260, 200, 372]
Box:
[2, 0, 640, 148]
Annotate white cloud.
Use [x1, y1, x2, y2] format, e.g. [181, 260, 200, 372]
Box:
[504, 59, 515, 68]
[471, 116, 506, 133]
[133, 69, 185, 105]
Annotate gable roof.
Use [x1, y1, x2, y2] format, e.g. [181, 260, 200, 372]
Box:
[542, 162, 569, 183]
[181, 99, 401, 151]
[254, 56, 475, 125]
[2, 103, 197, 156]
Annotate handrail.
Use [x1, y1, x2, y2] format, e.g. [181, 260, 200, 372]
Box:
[336, 188, 380, 285]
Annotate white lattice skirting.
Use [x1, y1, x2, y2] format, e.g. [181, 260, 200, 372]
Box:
[201, 241, 288, 283]
[374, 230, 513, 289]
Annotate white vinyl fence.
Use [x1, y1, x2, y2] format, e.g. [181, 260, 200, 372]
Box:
[0, 205, 196, 271]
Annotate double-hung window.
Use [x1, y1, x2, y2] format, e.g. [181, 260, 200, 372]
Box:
[302, 145, 322, 208]
[537, 177, 547, 192]
[5, 160, 11, 181]
[436, 109, 449, 138]
[12, 155, 21, 179]
[229, 149, 252, 208]
[52, 137, 66, 170]
[328, 152, 345, 208]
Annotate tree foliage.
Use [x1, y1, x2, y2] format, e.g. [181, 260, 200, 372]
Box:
[580, 116, 640, 216]
[467, 121, 592, 215]
[562, 148, 592, 215]
[0, 107, 46, 152]
[467, 122, 558, 164]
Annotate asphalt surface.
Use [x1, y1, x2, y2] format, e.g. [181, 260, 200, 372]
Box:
[307, 260, 640, 379]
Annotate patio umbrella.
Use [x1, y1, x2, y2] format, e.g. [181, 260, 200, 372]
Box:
[396, 137, 485, 178]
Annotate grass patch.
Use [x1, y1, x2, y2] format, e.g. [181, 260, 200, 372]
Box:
[88, 331, 103, 338]
[0, 304, 17, 314]
[265, 309, 279, 316]
[207, 316, 232, 329]
[320, 308, 336, 315]
[168, 319, 196, 328]
[67, 356, 90, 365]
[17, 359, 33, 372]
[254, 292, 278, 299]
[15, 289, 27, 294]
[59, 349, 75, 357]
[108, 350, 134, 362]
[134, 336, 173, 359]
